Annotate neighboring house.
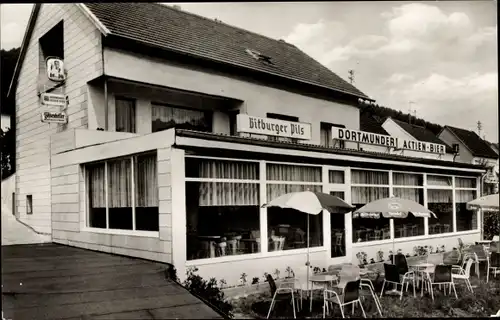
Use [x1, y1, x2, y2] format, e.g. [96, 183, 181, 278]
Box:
[438, 126, 498, 194]
[9, 3, 485, 286]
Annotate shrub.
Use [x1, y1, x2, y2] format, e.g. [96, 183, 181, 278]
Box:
[484, 211, 500, 240]
[183, 266, 234, 318]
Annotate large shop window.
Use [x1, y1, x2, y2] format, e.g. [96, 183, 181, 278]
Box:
[267, 164, 323, 251]
[393, 172, 425, 238]
[427, 189, 453, 235]
[185, 158, 260, 260]
[456, 177, 478, 231]
[351, 170, 390, 243]
[86, 153, 159, 232]
[115, 98, 136, 133]
[151, 103, 212, 133]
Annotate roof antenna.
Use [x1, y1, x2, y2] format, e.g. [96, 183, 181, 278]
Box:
[348, 69, 355, 84]
[408, 101, 415, 124]
[477, 120, 483, 137]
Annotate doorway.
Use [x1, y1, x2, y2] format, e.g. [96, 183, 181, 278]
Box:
[324, 167, 350, 262]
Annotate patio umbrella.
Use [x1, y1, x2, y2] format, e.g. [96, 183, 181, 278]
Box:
[467, 193, 499, 252]
[353, 196, 437, 264]
[262, 191, 354, 289]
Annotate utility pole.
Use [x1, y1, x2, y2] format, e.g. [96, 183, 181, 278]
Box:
[477, 121, 483, 137]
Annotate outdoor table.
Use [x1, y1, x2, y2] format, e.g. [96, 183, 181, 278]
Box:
[410, 262, 435, 289]
[306, 274, 338, 312]
[197, 235, 221, 258]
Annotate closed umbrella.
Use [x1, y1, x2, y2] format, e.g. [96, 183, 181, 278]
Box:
[353, 196, 437, 264]
[262, 191, 354, 289]
[467, 193, 499, 252]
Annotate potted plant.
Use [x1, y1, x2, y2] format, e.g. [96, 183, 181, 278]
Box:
[376, 250, 384, 262]
[356, 251, 368, 267]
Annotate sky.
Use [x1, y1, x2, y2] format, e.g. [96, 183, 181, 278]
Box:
[1, 2, 498, 142]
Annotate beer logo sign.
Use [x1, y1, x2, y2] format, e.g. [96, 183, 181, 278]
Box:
[46, 57, 66, 82]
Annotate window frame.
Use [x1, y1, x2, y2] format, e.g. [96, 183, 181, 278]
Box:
[320, 122, 346, 149]
[151, 102, 213, 133]
[84, 152, 159, 237]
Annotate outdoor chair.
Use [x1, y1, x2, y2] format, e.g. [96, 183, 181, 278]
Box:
[425, 253, 444, 273]
[487, 252, 500, 283]
[323, 279, 366, 318]
[469, 245, 488, 279]
[452, 257, 475, 293]
[334, 232, 344, 255]
[421, 265, 457, 301]
[443, 250, 461, 266]
[380, 263, 416, 300]
[382, 228, 390, 240]
[266, 274, 299, 319]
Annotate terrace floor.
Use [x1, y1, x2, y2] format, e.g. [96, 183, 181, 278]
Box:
[1, 243, 223, 320]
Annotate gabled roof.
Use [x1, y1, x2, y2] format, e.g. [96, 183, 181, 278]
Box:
[83, 3, 369, 99]
[391, 119, 453, 153]
[359, 112, 388, 135]
[444, 125, 498, 159]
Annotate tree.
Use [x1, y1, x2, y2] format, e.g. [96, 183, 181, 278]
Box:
[1, 127, 15, 179]
[1, 47, 21, 114]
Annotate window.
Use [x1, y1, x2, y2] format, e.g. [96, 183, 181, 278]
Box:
[427, 175, 452, 187]
[393, 172, 425, 238]
[427, 189, 453, 235]
[267, 163, 323, 251]
[185, 158, 260, 260]
[39, 21, 64, 78]
[351, 170, 390, 243]
[393, 188, 425, 238]
[266, 113, 299, 143]
[115, 98, 136, 133]
[329, 170, 345, 184]
[26, 195, 33, 215]
[320, 122, 345, 149]
[86, 153, 159, 232]
[151, 103, 212, 133]
[455, 177, 478, 232]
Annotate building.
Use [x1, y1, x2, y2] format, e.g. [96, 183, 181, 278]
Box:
[438, 126, 499, 195]
[9, 3, 486, 285]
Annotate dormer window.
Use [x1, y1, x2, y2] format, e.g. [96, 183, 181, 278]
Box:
[245, 48, 274, 65]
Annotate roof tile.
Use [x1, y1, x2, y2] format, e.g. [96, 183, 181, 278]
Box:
[446, 125, 498, 158]
[84, 3, 368, 99]
[392, 119, 453, 153]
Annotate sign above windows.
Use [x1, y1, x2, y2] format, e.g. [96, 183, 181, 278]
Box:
[236, 114, 312, 140]
[331, 128, 446, 154]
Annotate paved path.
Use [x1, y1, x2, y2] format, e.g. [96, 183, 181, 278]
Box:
[1, 205, 51, 245]
[2, 243, 223, 319]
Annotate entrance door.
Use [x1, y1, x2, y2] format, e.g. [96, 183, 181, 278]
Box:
[324, 167, 351, 263]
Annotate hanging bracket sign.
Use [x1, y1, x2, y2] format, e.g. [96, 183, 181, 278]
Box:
[46, 57, 66, 82]
[41, 93, 67, 107]
[41, 111, 68, 124]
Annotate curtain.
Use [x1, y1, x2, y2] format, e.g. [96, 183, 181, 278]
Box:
[351, 186, 389, 204]
[427, 175, 452, 187]
[136, 154, 158, 207]
[152, 104, 209, 132]
[427, 189, 452, 203]
[393, 173, 423, 186]
[267, 184, 322, 202]
[456, 190, 476, 203]
[455, 177, 476, 189]
[351, 170, 389, 185]
[88, 163, 106, 208]
[329, 170, 345, 184]
[393, 187, 423, 203]
[115, 99, 136, 133]
[198, 182, 259, 206]
[267, 164, 322, 182]
[199, 159, 259, 180]
[107, 159, 132, 208]
[320, 126, 332, 147]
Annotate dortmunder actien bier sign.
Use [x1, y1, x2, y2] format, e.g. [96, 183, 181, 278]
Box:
[332, 128, 446, 154]
[237, 114, 312, 140]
